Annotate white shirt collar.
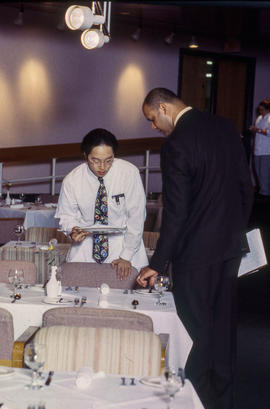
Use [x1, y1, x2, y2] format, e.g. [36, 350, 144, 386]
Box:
[174, 106, 192, 126]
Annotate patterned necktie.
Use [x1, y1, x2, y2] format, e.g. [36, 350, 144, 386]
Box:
[93, 177, 109, 263]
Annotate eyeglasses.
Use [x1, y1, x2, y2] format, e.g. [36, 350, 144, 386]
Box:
[88, 157, 114, 167]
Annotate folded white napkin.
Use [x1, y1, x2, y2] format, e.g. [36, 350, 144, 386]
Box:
[98, 294, 109, 308]
[100, 283, 110, 295]
[76, 367, 105, 389]
[10, 204, 24, 209]
[44, 203, 57, 208]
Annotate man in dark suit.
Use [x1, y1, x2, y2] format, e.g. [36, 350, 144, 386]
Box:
[137, 88, 253, 409]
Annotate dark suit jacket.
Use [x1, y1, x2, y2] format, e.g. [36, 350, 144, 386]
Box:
[150, 108, 254, 274]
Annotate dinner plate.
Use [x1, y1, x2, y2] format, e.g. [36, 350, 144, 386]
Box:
[81, 225, 127, 234]
[135, 289, 159, 296]
[42, 297, 73, 305]
[0, 367, 15, 379]
[140, 376, 162, 388]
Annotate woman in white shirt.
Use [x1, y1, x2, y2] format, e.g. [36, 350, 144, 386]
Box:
[56, 128, 148, 278]
[249, 99, 270, 196]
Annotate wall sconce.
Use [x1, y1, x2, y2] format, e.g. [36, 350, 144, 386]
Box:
[189, 36, 199, 49]
[65, 2, 111, 50]
[164, 32, 175, 45]
[131, 27, 141, 41]
[14, 3, 24, 26]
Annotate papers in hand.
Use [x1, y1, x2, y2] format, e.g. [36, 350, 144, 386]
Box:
[238, 228, 267, 277]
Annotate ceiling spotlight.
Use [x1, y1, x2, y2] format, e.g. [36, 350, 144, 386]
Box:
[164, 32, 175, 45]
[81, 29, 109, 50]
[131, 27, 141, 41]
[65, 5, 105, 31]
[189, 36, 199, 49]
[14, 4, 24, 26]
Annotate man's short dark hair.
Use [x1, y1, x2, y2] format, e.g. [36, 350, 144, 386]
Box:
[81, 128, 118, 156]
[143, 88, 178, 110]
[259, 99, 270, 111]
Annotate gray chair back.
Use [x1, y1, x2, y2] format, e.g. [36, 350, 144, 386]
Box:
[0, 308, 14, 365]
[42, 307, 153, 331]
[0, 217, 25, 244]
[0, 260, 37, 284]
[60, 262, 138, 289]
[25, 227, 71, 244]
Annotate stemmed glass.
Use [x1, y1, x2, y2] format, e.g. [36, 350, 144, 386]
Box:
[35, 195, 42, 206]
[14, 224, 25, 244]
[8, 269, 24, 297]
[154, 275, 170, 305]
[24, 343, 46, 390]
[161, 367, 181, 409]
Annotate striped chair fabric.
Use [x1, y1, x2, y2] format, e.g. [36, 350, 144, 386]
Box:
[25, 227, 71, 244]
[35, 325, 161, 376]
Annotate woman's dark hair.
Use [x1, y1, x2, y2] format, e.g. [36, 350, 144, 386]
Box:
[81, 128, 118, 156]
[259, 99, 270, 111]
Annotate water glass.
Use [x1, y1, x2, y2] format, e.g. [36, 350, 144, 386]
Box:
[8, 269, 24, 296]
[154, 275, 170, 305]
[161, 367, 181, 408]
[24, 343, 46, 390]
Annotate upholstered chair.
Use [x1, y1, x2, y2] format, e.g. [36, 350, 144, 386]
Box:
[0, 308, 14, 366]
[25, 227, 71, 244]
[42, 307, 153, 331]
[35, 325, 161, 376]
[0, 260, 37, 284]
[60, 262, 138, 289]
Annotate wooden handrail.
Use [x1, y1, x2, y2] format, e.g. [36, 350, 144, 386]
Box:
[0, 137, 165, 164]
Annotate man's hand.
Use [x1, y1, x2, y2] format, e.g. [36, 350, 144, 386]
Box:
[111, 258, 132, 280]
[136, 266, 158, 287]
[70, 226, 90, 243]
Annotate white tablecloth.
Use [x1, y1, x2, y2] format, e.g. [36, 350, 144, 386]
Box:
[0, 368, 204, 409]
[0, 285, 192, 369]
[0, 205, 59, 229]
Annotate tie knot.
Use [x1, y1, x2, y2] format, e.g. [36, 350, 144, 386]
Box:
[98, 177, 104, 184]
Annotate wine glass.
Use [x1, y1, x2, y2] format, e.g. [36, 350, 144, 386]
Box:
[24, 343, 46, 390]
[8, 269, 24, 297]
[35, 195, 42, 206]
[19, 193, 25, 203]
[161, 367, 181, 409]
[14, 224, 25, 244]
[154, 275, 170, 305]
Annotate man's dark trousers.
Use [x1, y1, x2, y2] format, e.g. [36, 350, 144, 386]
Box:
[173, 256, 241, 409]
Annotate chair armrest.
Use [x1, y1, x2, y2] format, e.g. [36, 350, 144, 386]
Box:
[12, 326, 40, 368]
[158, 333, 169, 370]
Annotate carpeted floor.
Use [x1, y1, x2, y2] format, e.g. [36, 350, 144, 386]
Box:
[236, 195, 270, 409]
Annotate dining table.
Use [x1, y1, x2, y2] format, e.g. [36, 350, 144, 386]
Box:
[0, 367, 204, 409]
[0, 284, 193, 370]
[0, 203, 59, 230]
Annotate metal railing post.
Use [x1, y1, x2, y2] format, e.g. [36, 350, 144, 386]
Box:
[51, 158, 56, 195]
[145, 150, 150, 197]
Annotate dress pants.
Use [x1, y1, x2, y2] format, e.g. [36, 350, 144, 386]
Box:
[172, 257, 241, 409]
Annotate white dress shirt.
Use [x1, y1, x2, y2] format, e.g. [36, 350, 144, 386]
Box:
[55, 158, 148, 271]
[254, 112, 270, 156]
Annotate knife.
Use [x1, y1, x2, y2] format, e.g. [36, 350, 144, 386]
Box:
[45, 370, 54, 386]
